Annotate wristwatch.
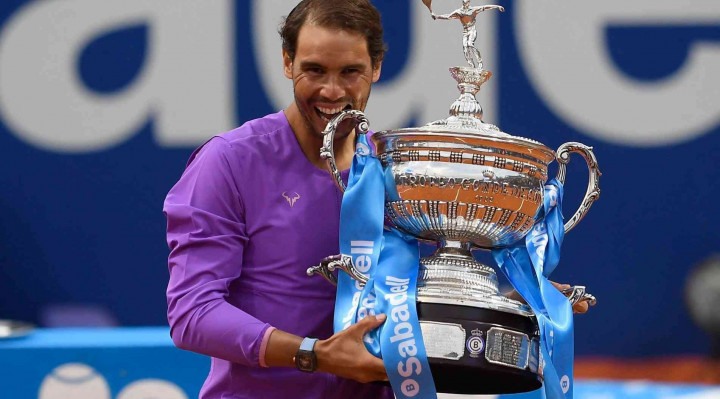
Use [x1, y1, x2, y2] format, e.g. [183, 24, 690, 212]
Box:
[294, 337, 319, 372]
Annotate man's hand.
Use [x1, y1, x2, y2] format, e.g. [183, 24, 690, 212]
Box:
[314, 314, 388, 383]
[504, 282, 591, 314]
[551, 282, 590, 314]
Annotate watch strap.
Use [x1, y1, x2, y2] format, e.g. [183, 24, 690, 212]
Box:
[299, 337, 318, 352]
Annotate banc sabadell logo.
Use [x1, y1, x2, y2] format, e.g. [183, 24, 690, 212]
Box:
[0, 0, 718, 154]
[39, 363, 187, 399]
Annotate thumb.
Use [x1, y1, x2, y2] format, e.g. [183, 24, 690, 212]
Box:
[354, 314, 387, 335]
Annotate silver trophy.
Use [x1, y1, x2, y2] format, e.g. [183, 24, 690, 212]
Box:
[309, 1, 600, 394]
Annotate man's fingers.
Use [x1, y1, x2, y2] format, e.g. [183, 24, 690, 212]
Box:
[573, 301, 589, 314]
[353, 314, 387, 336]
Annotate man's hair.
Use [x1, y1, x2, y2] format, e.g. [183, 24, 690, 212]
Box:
[279, 0, 387, 67]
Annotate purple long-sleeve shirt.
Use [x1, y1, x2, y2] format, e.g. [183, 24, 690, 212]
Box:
[164, 111, 392, 398]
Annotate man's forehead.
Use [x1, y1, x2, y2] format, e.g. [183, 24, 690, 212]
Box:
[294, 23, 372, 61]
[296, 23, 367, 45]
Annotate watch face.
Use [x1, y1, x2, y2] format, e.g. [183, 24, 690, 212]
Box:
[296, 350, 317, 372]
[298, 355, 313, 370]
[296, 337, 318, 372]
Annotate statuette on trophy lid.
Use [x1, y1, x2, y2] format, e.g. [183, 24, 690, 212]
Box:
[309, 1, 601, 395]
[421, 0, 506, 132]
[425, 0, 504, 70]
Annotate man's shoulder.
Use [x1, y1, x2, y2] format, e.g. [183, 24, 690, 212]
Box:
[184, 111, 290, 169]
[221, 110, 290, 146]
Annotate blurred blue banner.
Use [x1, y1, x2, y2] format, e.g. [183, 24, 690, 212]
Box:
[0, 0, 718, 358]
[1, 328, 718, 398]
[0, 328, 207, 398]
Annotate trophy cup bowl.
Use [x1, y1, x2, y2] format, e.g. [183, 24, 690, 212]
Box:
[313, 110, 600, 394]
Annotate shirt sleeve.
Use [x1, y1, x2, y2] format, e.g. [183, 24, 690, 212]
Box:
[163, 136, 272, 367]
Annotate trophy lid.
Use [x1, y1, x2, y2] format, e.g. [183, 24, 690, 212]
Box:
[373, 123, 556, 166]
[414, 123, 545, 148]
[372, 65, 556, 164]
[374, 2, 554, 163]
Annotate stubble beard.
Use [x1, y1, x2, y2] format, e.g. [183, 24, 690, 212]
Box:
[294, 92, 329, 141]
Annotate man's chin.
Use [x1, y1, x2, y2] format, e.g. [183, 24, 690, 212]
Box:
[314, 121, 330, 135]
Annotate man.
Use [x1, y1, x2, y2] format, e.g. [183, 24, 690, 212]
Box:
[164, 1, 393, 398]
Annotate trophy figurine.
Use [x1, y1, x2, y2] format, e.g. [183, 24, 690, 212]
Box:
[430, 0, 503, 71]
[308, 1, 601, 395]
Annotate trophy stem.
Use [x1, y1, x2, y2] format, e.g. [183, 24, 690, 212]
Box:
[436, 239, 473, 257]
[417, 240, 534, 316]
[418, 240, 499, 299]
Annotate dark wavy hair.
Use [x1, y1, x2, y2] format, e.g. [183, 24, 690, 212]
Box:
[279, 0, 387, 67]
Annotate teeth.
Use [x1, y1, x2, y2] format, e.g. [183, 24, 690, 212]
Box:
[317, 106, 345, 115]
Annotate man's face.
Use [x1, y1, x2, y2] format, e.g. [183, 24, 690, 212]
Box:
[284, 23, 381, 138]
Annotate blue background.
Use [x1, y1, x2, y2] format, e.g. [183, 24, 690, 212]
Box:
[0, 0, 718, 359]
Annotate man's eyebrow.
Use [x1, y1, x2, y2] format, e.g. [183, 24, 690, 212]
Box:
[341, 63, 368, 71]
[298, 61, 367, 71]
[299, 61, 325, 69]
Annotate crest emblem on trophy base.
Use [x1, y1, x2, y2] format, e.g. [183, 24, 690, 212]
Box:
[309, 1, 600, 394]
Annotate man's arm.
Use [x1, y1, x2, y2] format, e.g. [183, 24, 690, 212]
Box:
[165, 137, 271, 366]
[164, 137, 387, 381]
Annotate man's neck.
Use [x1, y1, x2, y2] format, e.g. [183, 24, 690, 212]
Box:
[285, 103, 356, 171]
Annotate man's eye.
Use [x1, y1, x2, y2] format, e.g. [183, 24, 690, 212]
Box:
[343, 68, 360, 75]
[306, 67, 323, 74]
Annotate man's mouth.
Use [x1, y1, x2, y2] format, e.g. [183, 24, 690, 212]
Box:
[316, 104, 352, 123]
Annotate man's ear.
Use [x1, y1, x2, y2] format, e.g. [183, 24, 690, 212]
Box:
[283, 50, 293, 79]
[371, 61, 382, 83]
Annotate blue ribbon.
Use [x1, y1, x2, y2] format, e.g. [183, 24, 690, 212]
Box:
[334, 134, 384, 348]
[335, 133, 438, 399]
[492, 180, 574, 399]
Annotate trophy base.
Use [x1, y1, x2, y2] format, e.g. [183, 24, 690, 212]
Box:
[418, 301, 541, 395]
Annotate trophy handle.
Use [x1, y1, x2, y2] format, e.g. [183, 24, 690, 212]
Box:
[554, 142, 602, 233]
[562, 285, 598, 307]
[306, 255, 340, 286]
[307, 254, 369, 286]
[319, 110, 371, 193]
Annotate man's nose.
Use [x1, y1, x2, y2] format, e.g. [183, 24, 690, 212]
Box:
[319, 74, 345, 101]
